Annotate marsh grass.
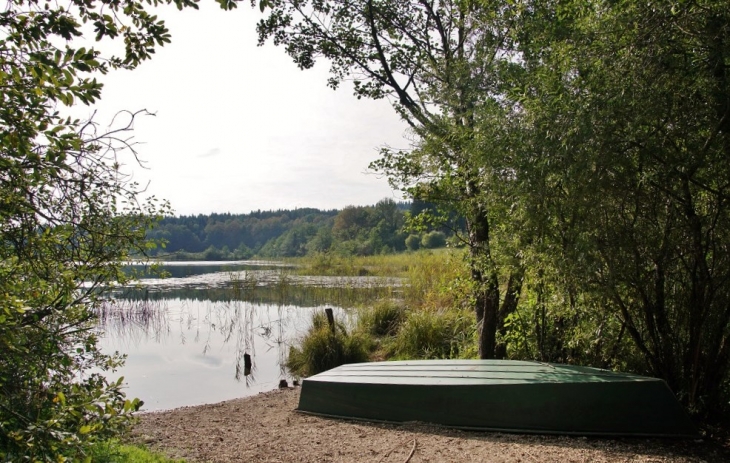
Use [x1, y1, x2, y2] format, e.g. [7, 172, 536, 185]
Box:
[95, 298, 170, 342]
[287, 249, 482, 371]
[391, 307, 476, 359]
[358, 300, 405, 336]
[288, 251, 452, 278]
[286, 311, 370, 377]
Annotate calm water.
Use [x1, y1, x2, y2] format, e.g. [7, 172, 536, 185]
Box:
[98, 261, 398, 411]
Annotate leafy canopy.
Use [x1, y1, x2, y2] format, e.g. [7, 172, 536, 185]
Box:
[0, 0, 244, 460]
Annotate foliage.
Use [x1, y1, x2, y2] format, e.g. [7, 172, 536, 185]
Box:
[88, 440, 185, 463]
[259, 0, 730, 417]
[0, 0, 242, 459]
[514, 0, 730, 415]
[286, 312, 370, 377]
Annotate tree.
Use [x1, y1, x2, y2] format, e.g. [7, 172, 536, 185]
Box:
[258, 0, 526, 358]
[514, 0, 730, 414]
[0, 0, 242, 459]
[332, 206, 371, 242]
[258, 0, 730, 415]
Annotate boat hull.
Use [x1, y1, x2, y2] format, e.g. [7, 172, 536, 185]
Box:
[297, 360, 697, 437]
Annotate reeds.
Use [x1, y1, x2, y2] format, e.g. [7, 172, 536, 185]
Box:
[95, 298, 170, 343]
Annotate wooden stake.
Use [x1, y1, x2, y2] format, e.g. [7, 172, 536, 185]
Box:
[325, 307, 335, 334]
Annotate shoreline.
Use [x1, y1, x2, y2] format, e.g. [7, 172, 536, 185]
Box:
[130, 387, 728, 462]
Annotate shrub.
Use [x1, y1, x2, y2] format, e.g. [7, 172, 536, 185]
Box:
[89, 440, 186, 463]
[421, 231, 447, 249]
[405, 234, 421, 251]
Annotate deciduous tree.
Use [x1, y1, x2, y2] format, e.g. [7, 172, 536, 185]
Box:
[257, 0, 526, 358]
[0, 0, 242, 459]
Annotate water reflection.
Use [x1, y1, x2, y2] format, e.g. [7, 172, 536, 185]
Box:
[123, 260, 292, 279]
[97, 266, 396, 411]
[99, 261, 400, 410]
[114, 283, 398, 308]
[97, 297, 345, 411]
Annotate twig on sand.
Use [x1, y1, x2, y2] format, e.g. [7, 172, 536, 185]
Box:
[173, 424, 199, 436]
[378, 438, 418, 463]
[404, 438, 417, 463]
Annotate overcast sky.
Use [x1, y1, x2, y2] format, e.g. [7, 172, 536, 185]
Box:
[79, 3, 409, 216]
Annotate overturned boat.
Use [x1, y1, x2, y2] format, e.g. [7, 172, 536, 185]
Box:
[296, 360, 697, 437]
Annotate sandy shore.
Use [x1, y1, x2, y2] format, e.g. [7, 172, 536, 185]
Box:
[130, 387, 728, 462]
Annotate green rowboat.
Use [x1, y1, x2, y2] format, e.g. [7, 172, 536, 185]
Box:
[296, 360, 697, 437]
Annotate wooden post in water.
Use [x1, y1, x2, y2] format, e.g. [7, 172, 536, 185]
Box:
[243, 353, 252, 376]
[325, 308, 335, 334]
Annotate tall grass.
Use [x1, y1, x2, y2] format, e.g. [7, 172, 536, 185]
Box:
[358, 300, 405, 336]
[286, 311, 370, 377]
[401, 249, 471, 309]
[391, 307, 476, 359]
[289, 252, 441, 278]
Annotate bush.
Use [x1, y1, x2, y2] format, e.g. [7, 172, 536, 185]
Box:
[405, 234, 421, 251]
[421, 231, 447, 249]
[286, 311, 370, 377]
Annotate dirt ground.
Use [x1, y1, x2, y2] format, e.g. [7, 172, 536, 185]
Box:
[130, 387, 729, 462]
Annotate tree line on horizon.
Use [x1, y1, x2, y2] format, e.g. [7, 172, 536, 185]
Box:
[146, 198, 456, 259]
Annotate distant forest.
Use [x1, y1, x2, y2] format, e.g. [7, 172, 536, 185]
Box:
[146, 198, 457, 260]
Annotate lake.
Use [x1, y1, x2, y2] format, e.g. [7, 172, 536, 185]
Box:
[98, 261, 399, 411]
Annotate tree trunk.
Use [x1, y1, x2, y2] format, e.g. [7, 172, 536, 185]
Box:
[495, 267, 525, 359]
[467, 206, 501, 359]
